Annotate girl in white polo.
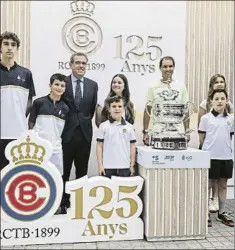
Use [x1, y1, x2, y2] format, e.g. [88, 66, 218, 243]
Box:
[199, 89, 234, 227]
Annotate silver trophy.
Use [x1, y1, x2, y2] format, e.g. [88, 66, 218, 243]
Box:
[145, 100, 194, 150]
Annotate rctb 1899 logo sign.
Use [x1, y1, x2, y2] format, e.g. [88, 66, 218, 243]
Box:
[0, 132, 63, 223]
[1, 131, 144, 244]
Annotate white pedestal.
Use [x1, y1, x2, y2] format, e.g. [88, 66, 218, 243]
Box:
[137, 146, 210, 241]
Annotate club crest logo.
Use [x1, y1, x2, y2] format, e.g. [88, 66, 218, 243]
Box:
[0, 131, 63, 223]
[62, 0, 103, 55]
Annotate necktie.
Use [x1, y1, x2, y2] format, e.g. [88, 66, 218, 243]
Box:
[75, 79, 82, 109]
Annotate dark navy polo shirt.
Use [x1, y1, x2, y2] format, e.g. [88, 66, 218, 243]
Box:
[0, 62, 36, 139]
[29, 95, 69, 152]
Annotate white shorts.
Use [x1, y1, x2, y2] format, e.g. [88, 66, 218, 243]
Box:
[50, 153, 63, 175]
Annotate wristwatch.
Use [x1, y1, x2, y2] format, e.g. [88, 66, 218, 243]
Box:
[142, 129, 149, 134]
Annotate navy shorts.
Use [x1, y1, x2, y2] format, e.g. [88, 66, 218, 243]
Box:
[104, 168, 131, 179]
[209, 159, 234, 179]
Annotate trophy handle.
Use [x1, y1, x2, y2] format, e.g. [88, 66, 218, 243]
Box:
[183, 101, 194, 123]
[145, 101, 153, 118]
[185, 129, 194, 135]
[178, 129, 194, 137]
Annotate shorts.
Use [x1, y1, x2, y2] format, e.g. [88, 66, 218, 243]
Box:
[209, 159, 234, 179]
[104, 168, 131, 179]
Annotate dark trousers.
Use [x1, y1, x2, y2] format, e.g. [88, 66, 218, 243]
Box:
[61, 126, 91, 207]
[0, 139, 15, 171]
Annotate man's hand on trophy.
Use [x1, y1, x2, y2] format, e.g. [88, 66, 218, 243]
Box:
[185, 129, 193, 142]
[186, 134, 190, 142]
[143, 133, 150, 146]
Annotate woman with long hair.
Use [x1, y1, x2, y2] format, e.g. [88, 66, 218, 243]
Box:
[198, 74, 233, 122]
[95, 74, 135, 127]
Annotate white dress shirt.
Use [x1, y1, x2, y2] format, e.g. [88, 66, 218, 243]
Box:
[71, 74, 84, 98]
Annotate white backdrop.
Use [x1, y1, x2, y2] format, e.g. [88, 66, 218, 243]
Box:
[30, 1, 186, 176]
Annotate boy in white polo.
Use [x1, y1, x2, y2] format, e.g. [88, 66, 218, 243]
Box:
[198, 89, 234, 227]
[29, 73, 69, 175]
[96, 96, 136, 178]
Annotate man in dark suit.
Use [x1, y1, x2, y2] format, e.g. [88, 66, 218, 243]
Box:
[59, 52, 98, 214]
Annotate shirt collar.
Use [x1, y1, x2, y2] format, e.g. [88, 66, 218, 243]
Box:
[160, 78, 176, 84]
[71, 74, 84, 83]
[0, 61, 17, 71]
[211, 109, 228, 117]
[47, 94, 61, 104]
[109, 117, 127, 125]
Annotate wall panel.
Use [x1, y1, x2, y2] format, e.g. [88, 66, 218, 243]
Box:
[1, 1, 31, 67]
[185, 1, 234, 108]
[1, 0, 234, 107]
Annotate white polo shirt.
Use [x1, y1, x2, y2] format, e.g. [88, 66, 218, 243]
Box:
[198, 110, 234, 159]
[96, 118, 136, 169]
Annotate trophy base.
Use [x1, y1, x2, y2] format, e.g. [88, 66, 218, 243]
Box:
[150, 136, 188, 150]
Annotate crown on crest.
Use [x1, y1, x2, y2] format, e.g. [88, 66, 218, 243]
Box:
[70, 0, 95, 16]
[10, 136, 46, 165]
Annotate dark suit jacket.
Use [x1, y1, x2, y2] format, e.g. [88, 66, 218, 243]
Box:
[61, 75, 98, 143]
